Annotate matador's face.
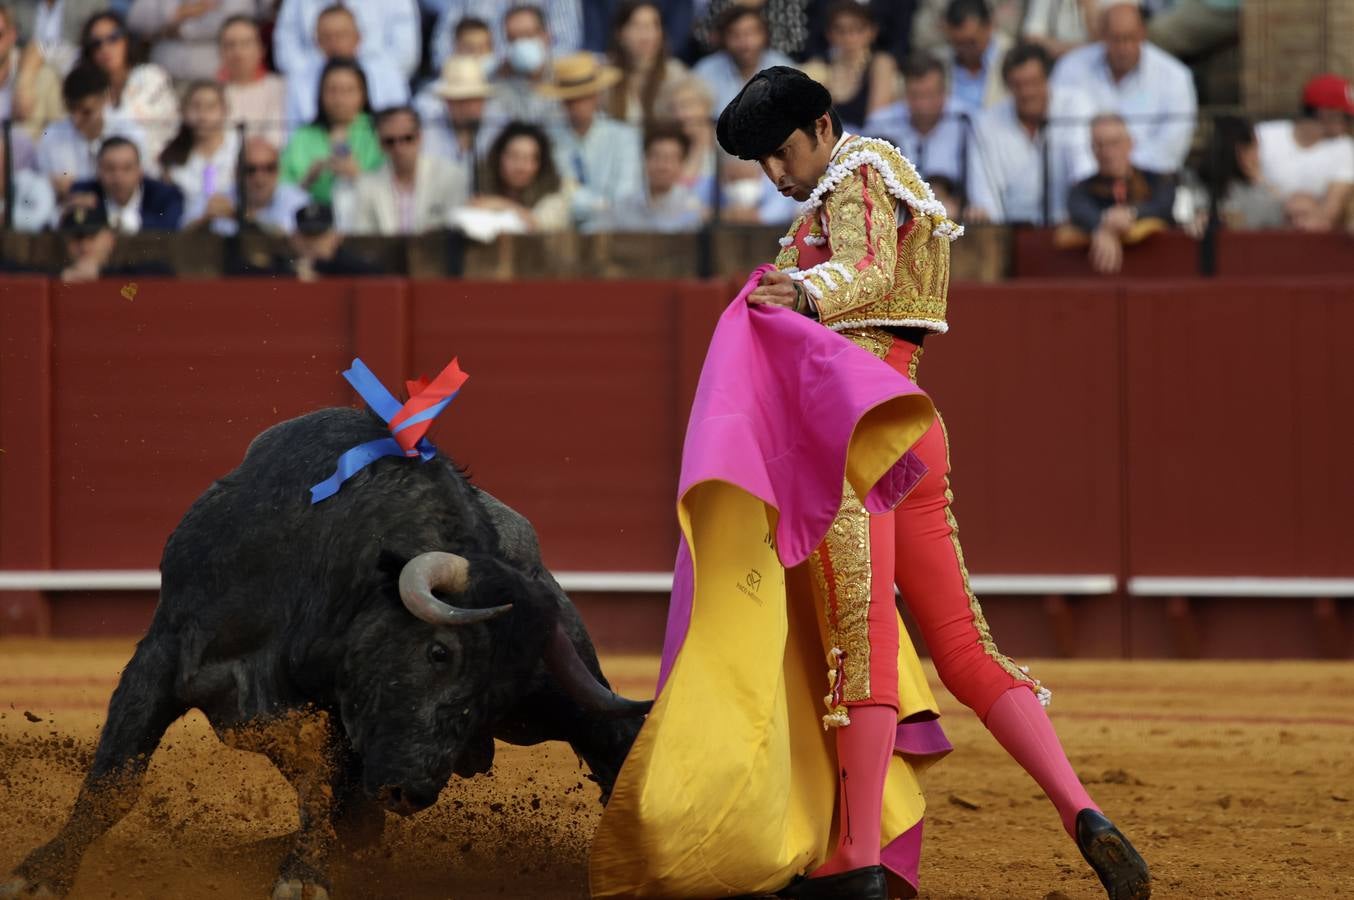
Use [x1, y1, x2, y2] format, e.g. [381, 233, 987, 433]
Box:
[756, 113, 838, 203]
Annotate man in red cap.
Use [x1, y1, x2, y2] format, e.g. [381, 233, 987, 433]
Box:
[1256, 73, 1354, 232]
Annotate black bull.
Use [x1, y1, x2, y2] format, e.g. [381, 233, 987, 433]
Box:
[1, 408, 650, 900]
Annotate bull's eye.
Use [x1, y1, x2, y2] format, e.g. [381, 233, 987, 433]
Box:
[427, 641, 451, 665]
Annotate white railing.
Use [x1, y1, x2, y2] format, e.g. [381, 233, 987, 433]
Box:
[0, 569, 1117, 595]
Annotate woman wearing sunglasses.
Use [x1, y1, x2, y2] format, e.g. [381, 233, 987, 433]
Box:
[78, 10, 177, 170]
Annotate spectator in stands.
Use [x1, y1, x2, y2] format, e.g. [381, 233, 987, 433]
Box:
[431, 0, 581, 72]
[911, 0, 1022, 59]
[605, 1, 686, 126]
[449, 16, 493, 60]
[1196, 116, 1286, 231]
[694, 0, 813, 62]
[718, 156, 798, 225]
[232, 135, 310, 234]
[469, 120, 571, 232]
[542, 51, 642, 231]
[69, 135, 185, 233]
[965, 42, 1096, 224]
[1063, 113, 1175, 273]
[37, 65, 147, 200]
[0, 130, 57, 231]
[285, 5, 410, 134]
[272, 0, 420, 84]
[802, 1, 897, 131]
[219, 15, 285, 149]
[1, 3, 64, 139]
[291, 201, 382, 278]
[10, 0, 103, 76]
[1020, 0, 1096, 59]
[1050, 0, 1197, 175]
[802, 0, 915, 73]
[280, 58, 383, 204]
[940, 0, 1011, 114]
[160, 81, 240, 233]
[603, 120, 706, 232]
[56, 204, 173, 281]
[1145, 0, 1238, 63]
[864, 55, 964, 184]
[481, 5, 561, 132]
[1256, 74, 1354, 234]
[928, 172, 963, 218]
[339, 105, 468, 234]
[126, 0, 255, 82]
[654, 74, 716, 203]
[78, 11, 178, 167]
[693, 7, 793, 114]
[420, 55, 495, 170]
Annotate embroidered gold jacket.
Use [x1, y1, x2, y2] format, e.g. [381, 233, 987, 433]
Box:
[773, 135, 963, 346]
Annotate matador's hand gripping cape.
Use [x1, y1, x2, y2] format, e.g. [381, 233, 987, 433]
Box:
[589, 267, 951, 898]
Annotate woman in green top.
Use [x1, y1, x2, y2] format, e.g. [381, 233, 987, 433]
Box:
[280, 58, 384, 204]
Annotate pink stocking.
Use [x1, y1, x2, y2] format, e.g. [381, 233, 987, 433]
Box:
[812, 704, 896, 878]
[983, 686, 1099, 836]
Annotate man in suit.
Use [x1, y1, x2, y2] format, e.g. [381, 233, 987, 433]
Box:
[338, 105, 468, 235]
[68, 136, 184, 233]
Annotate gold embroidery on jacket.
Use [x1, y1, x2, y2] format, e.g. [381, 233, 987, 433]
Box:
[773, 136, 953, 333]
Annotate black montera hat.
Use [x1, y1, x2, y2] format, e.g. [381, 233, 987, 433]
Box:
[716, 66, 833, 161]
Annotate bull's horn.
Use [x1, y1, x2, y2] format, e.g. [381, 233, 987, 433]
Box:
[545, 621, 653, 719]
[398, 551, 512, 627]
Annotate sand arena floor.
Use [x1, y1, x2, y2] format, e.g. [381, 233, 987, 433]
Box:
[1, 641, 1351, 899]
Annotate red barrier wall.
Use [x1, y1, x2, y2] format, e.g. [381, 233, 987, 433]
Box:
[3, 275, 1351, 657]
[1123, 278, 1354, 576]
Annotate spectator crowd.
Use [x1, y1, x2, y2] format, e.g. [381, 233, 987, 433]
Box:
[0, 0, 1351, 278]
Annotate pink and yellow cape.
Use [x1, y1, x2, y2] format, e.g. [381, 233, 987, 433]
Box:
[590, 268, 952, 898]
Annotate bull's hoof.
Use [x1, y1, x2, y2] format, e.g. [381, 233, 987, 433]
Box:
[270, 879, 331, 900]
[0, 876, 62, 898]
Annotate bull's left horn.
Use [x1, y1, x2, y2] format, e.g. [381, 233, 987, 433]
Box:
[545, 622, 653, 719]
[398, 551, 512, 627]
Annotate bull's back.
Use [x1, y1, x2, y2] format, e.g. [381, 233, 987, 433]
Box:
[158, 407, 488, 622]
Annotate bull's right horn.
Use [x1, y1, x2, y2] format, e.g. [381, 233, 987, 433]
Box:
[399, 551, 512, 627]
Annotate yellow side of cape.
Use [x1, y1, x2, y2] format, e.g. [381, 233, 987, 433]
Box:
[590, 395, 941, 899]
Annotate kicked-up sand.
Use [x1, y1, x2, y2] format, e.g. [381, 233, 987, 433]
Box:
[1, 641, 1351, 899]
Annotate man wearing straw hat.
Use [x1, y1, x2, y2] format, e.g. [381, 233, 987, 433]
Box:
[538, 50, 643, 230]
[419, 55, 498, 176]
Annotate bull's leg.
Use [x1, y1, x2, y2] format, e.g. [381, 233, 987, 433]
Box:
[327, 738, 385, 854]
[562, 714, 644, 804]
[223, 709, 340, 900]
[0, 638, 185, 898]
[549, 624, 645, 802]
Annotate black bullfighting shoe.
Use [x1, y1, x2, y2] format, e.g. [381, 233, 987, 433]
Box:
[1075, 809, 1152, 900]
[776, 865, 888, 900]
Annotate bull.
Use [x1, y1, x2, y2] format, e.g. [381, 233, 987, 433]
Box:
[1, 407, 650, 899]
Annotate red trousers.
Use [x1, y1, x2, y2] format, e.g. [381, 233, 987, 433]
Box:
[809, 339, 1036, 722]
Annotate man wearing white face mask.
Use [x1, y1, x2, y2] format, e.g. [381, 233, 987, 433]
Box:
[478, 5, 562, 145]
[429, 0, 580, 72]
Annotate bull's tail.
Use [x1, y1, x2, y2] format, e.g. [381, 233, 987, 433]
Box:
[3, 636, 186, 896]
